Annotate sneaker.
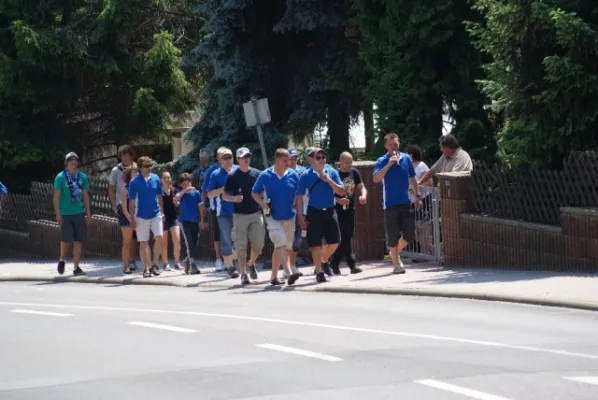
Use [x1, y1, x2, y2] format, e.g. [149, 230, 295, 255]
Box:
[143, 270, 152, 278]
[270, 278, 282, 286]
[190, 262, 201, 275]
[350, 266, 363, 274]
[73, 266, 86, 276]
[215, 259, 224, 272]
[290, 265, 303, 277]
[316, 271, 327, 283]
[287, 272, 301, 286]
[151, 265, 161, 276]
[322, 262, 333, 277]
[393, 259, 406, 274]
[241, 274, 250, 285]
[57, 260, 65, 275]
[163, 263, 172, 272]
[248, 264, 258, 280]
[227, 266, 239, 279]
[331, 265, 341, 275]
[174, 262, 183, 271]
[128, 261, 138, 272]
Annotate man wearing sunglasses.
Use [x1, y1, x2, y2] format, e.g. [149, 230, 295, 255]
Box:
[296, 148, 346, 283]
[200, 150, 225, 271]
[127, 156, 165, 278]
[222, 147, 264, 284]
[207, 147, 240, 279]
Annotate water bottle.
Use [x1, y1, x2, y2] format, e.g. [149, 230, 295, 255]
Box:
[301, 228, 307, 238]
[264, 197, 271, 216]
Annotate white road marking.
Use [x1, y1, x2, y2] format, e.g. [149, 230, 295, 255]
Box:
[0, 301, 597, 360]
[416, 380, 514, 400]
[257, 344, 342, 362]
[10, 309, 72, 317]
[564, 376, 598, 386]
[128, 321, 196, 333]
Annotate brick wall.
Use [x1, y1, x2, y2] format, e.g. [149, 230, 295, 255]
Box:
[439, 172, 598, 272]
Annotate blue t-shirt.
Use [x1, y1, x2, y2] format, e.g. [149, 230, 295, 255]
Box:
[296, 164, 342, 210]
[293, 165, 307, 176]
[127, 173, 163, 219]
[252, 167, 299, 221]
[207, 166, 238, 217]
[178, 189, 203, 223]
[373, 152, 416, 209]
[201, 163, 220, 211]
[0, 181, 7, 209]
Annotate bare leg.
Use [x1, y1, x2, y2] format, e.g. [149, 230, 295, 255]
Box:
[121, 227, 133, 269]
[238, 252, 247, 275]
[311, 246, 323, 273]
[170, 226, 181, 263]
[153, 236, 163, 266]
[223, 255, 234, 268]
[249, 248, 259, 266]
[161, 230, 169, 265]
[140, 242, 150, 271]
[270, 250, 280, 281]
[60, 242, 70, 260]
[321, 243, 339, 263]
[278, 247, 291, 276]
[289, 250, 297, 267]
[129, 240, 137, 263]
[214, 241, 222, 261]
[72, 242, 82, 266]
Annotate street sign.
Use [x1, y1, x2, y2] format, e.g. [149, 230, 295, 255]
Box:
[243, 98, 271, 127]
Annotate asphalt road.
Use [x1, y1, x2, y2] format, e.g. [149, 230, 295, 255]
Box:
[1, 282, 598, 400]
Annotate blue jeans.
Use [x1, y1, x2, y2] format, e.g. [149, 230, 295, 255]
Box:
[217, 215, 234, 257]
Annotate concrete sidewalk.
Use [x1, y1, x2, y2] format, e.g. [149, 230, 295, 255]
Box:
[0, 259, 597, 311]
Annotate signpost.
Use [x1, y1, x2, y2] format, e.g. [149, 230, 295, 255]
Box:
[243, 97, 271, 169]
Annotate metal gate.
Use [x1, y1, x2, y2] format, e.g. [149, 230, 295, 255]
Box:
[401, 186, 443, 263]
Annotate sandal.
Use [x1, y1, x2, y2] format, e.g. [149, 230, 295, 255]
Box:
[123, 267, 132, 275]
[143, 270, 152, 278]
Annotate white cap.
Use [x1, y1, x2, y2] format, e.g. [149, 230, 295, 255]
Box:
[65, 152, 79, 163]
[236, 147, 251, 158]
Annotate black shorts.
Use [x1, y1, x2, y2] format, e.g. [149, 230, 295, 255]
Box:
[384, 204, 415, 246]
[116, 205, 130, 227]
[209, 211, 220, 242]
[163, 218, 178, 231]
[306, 207, 341, 248]
[61, 214, 86, 243]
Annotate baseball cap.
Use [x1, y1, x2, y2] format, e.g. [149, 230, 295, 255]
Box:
[288, 148, 298, 158]
[64, 152, 79, 163]
[313, 148, 326, 156]
[217, 147, 233, 158]
[236, 147, 251, 158]
[305, 147, 316, 157]
[199, 148, 212, 159]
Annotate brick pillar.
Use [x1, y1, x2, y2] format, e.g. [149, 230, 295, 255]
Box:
[437, 172, 473, 266]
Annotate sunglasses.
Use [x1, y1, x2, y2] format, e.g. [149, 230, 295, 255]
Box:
[315, 155, 326, 160]
[221, 155, 233, 160]
[141, 164, 152, 168]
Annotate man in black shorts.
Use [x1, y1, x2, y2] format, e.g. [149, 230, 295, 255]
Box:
[373, 133, 422, 274]
[296, 148, 346, 283]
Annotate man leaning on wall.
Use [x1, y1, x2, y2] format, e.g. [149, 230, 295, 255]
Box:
[417, 134, 473, 186]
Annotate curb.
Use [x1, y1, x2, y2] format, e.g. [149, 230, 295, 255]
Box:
[1, 275, 597, 312]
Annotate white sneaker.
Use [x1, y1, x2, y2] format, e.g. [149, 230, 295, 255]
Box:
[215, 259, 224, 272]
[393, 258, 406, 274]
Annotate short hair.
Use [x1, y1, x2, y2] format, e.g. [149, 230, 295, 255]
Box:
[440, 134, 460, 149]
[161, 171, 171, 178]
[179, 172, 193, 183]
[339, 151, 353, 160]
[118, 145, 134, 158]
[404, 144, 422, 161]
[275, 148, 289, 159]
[123, 163, 138, 185]
[384, 132, 399, 143]
[217, 147, 233, 158]
[137, 156, 153, 167]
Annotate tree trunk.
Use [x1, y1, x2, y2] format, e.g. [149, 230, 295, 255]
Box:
[363, 101, 375, 153]
[326, 93, 350, 162]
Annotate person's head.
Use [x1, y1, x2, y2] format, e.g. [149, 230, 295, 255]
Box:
[404, 144, 422, 162]
[64, 152, 80, 171]
[161, 171, 172, 187]
[288, 148, 299, 167]
[118, 145, 135, 166]
[235, 147, 251, 169]
[384, 133, 400, 153]
[313, 148, 327, 170]
[199, 148, 212, 167]
[339, 151, 353, 170]
[217, 147, 234, 169]
[439, 134, 460, 158]
[305, 147, 316, 166]
[123, 163, 139, 185]
[137, 156, 153, 176]
[179, 172, 193, 189]
[274, 148, 290, 170]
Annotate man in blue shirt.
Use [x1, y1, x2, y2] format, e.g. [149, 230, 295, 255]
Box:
[287, 148, 306, 277]
[252, 148, 302, 286]
[207, 147, 240, 279]
[128, 156, 165, 278]
[373, 132, 422, 274]
[0, 181, 7, 215]
[296, 148, 346, 283]
[200, 150, 224, 271]
[175, 172, 205, 275]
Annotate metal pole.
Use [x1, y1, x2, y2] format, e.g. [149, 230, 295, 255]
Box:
[251, 98, 269, 169]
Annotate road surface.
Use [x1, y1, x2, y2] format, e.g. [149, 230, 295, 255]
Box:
[1, 281, 598, 399]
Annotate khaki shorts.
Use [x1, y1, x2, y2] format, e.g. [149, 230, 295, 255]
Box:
[266, 216, 296, 249]
[232, 212, 265, 259]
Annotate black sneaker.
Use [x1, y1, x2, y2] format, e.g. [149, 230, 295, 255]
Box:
[73, 267, 86, 276]
[190, 262, 200, 275]
[57, 260, 65, 275]
[241, 274, 250, 285]
[270, 278, 282, 286]
[287, 272, 301, 286]
[184, 260, 190, 275]
[248, 264, 258, 280]
[322, 262, 333, 277]
[128, 261, 137, 272]
[331, 265, 341, 275]
[316, 271, 327, 283]
[143, 270, 152, 278]
[350, 266, 363, 274]
[228, 266, 240, 279]
[151, 265, 161, 276]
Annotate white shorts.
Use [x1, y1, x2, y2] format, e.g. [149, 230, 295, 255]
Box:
[266, 216, 295, 250]
[136, 216, 163, 242]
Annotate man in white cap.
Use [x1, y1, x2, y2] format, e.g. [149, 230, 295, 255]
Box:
[53, 152, 91, 276]
[287, 148, 306, 277]
[222, 147, 264, 284]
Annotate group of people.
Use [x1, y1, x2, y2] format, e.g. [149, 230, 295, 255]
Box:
[45, 132, 472, 284]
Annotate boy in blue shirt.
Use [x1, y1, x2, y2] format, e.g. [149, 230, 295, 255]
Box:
[200, 152, 224, 271]
[295, 148, 346, 283]
[373, 132, 422, 274]
[207, 147, 239, 279]
[175, 173, 205, 275]
[287, 148, 307, 277]
[252, 148, 302, 286]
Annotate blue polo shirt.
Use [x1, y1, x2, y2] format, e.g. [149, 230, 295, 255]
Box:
[296, 164, 342, 210]
[252, 167, 299, 221]
[293, 165, 307, 176]
[207, 166, 237, 217]
[127, 173, 163, 219]
[178, 189, 203, 223]
[201, 163, 220, 211]
[373, 152, 416, 209]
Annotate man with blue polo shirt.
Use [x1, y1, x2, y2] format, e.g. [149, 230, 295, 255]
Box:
[252, 148, 302, 286]
[296, 148, 346, 283]
[200, 150, 224, 271]
[128, 156, 165, 278]
[207, 147, 240, 279]
[373, 132, 422, 274]
[287, 148, 307, 277]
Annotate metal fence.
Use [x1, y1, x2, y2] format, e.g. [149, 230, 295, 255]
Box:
[401, 186, 443, 263]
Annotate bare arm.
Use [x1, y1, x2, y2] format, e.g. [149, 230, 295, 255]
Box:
[251, 192, 268, 209]
[417, 169, 434, 186]
[108, 184, 117, 212]
[53, 190, 62, 223]
[120, 188, 131, 219]
[128, 198, 136, 226]
[409, 176, 421, 198]
[83, 190, 91, 217]
[222, 192, 234, 202]
[373, 163, 392, 184]
[207, 187, 224, 199]
[199, 203, 206, 223]
[158, 195, 164, 217]
[327, 178, 346, 196]
[357, 183, 367, 198]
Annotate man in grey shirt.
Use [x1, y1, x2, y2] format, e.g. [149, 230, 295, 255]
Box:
[108, 145, 138, 271]
[417, 134, 473, 186]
